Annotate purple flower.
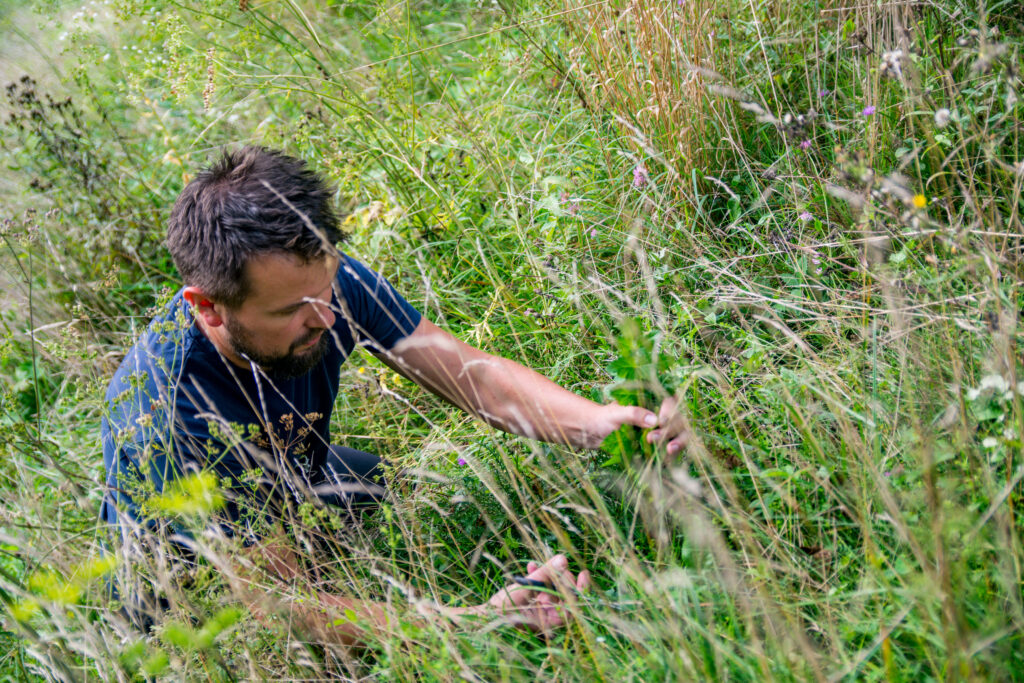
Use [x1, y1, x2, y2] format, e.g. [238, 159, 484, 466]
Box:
[633, 164, 648, 188]
[457, 457, 467, 466]
[799, 211, 813, 221]
[589, 228, 597, 238]
[799, 139, 812, 150]
[862, 105, 876, 117]
[818, 89, 831, 98]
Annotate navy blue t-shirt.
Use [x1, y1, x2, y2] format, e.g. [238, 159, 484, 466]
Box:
[100, 254, 421, 535]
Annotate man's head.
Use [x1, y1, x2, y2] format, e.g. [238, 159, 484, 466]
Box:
[168, 147, 344, 377]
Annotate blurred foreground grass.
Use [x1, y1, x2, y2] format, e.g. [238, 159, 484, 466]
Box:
[1, 0, 1022, 679]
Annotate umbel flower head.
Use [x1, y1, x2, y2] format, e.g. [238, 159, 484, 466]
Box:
[633, 164, 648, 188]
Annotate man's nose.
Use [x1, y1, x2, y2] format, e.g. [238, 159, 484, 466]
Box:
[309, 299, 336, 329]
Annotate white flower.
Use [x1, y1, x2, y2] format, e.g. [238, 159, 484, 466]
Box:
[968, 374, 1011, 401]
[880, 50, 904, 79]
[934, 108, 951, 128]
[982, 374, 1010, 392]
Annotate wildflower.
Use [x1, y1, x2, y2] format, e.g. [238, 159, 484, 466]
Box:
[934, 108, 951, 128]
[799, 211, 813, 221]
[633, 164, 648, 188]
[879, 50, 904, 79]
[799, 139, 812, 150]
[818, 89, 831, 98]
[457, 457, 467, 466]
[967, 374, 1011, 401]
[912, 194, 927, 209]
[809, 250, 823, 275]
[589, 228, 597, 238]
[862, 105, 876, 117]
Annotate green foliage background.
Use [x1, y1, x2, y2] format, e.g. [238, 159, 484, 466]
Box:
[1, 0, 1023, 679]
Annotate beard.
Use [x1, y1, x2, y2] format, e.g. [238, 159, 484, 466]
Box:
[223, 316, 330, 380]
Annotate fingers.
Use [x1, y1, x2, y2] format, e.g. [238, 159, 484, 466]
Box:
[493, 555, 593, 633]
[647, 429, 689, 455]
[522, 554, 568, 589]
[643, 396, 689, 455]
[525, 555, 588, 599]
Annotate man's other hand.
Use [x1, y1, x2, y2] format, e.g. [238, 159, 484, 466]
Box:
[482, 554, 591, 633]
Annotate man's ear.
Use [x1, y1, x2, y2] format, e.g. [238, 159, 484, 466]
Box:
[183, 286, 225, 327]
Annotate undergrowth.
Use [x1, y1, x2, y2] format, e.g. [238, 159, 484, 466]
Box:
[1, 0, 1022, 680]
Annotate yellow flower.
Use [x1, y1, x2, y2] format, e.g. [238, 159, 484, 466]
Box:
[912, 194, 927, 209]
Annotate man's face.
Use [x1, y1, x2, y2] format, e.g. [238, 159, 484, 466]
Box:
[220, 252, 339, 379]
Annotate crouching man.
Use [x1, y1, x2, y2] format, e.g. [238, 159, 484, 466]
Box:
[100, 146, 686, 644]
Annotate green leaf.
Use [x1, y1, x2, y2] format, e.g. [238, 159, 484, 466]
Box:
[608, 355, 639, 381]
[599, 424, 642, 467]
[600, 453, 621, 468]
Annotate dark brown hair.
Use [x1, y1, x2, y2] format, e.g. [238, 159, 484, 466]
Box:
[167, 146, 344, 308]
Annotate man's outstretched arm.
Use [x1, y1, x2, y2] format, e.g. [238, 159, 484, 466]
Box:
[234, 537, 590, 647]
[380, 319, 688, 454]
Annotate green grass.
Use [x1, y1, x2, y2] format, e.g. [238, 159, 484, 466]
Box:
[1, 0, 1022, 679]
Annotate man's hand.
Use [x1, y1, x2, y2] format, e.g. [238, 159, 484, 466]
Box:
[590, 396, 689, 455]
[475, 554, 591, 633]
[386, 319, 689, 454]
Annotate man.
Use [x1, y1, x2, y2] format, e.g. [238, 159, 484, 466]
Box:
[101, 146, 686, 643]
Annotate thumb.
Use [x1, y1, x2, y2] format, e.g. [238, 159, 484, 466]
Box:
[617, 404, 658, 429]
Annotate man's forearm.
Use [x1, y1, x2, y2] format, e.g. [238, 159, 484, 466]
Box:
[234, 537, 488, 647]
[387, 319, 657, 449]
[458, 353, 610, 447]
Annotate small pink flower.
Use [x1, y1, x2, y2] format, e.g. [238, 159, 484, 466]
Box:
[799, 211, 813, 221]
[457, 457, 467, 466]
[799, 139, 812, 150]
[862, 105, 876, 117]
[589, 228, 597, 238]
[633, 164, 648, 188]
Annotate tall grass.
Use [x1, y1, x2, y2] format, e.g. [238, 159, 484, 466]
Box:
[0, 0, 1022, 679]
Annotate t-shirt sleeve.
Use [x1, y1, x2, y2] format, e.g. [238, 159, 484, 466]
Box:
[335, 254, 422, 351]
[101, 351, 280, 539]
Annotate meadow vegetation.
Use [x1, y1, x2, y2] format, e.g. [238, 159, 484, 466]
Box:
[1, 0, 1022, 679]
